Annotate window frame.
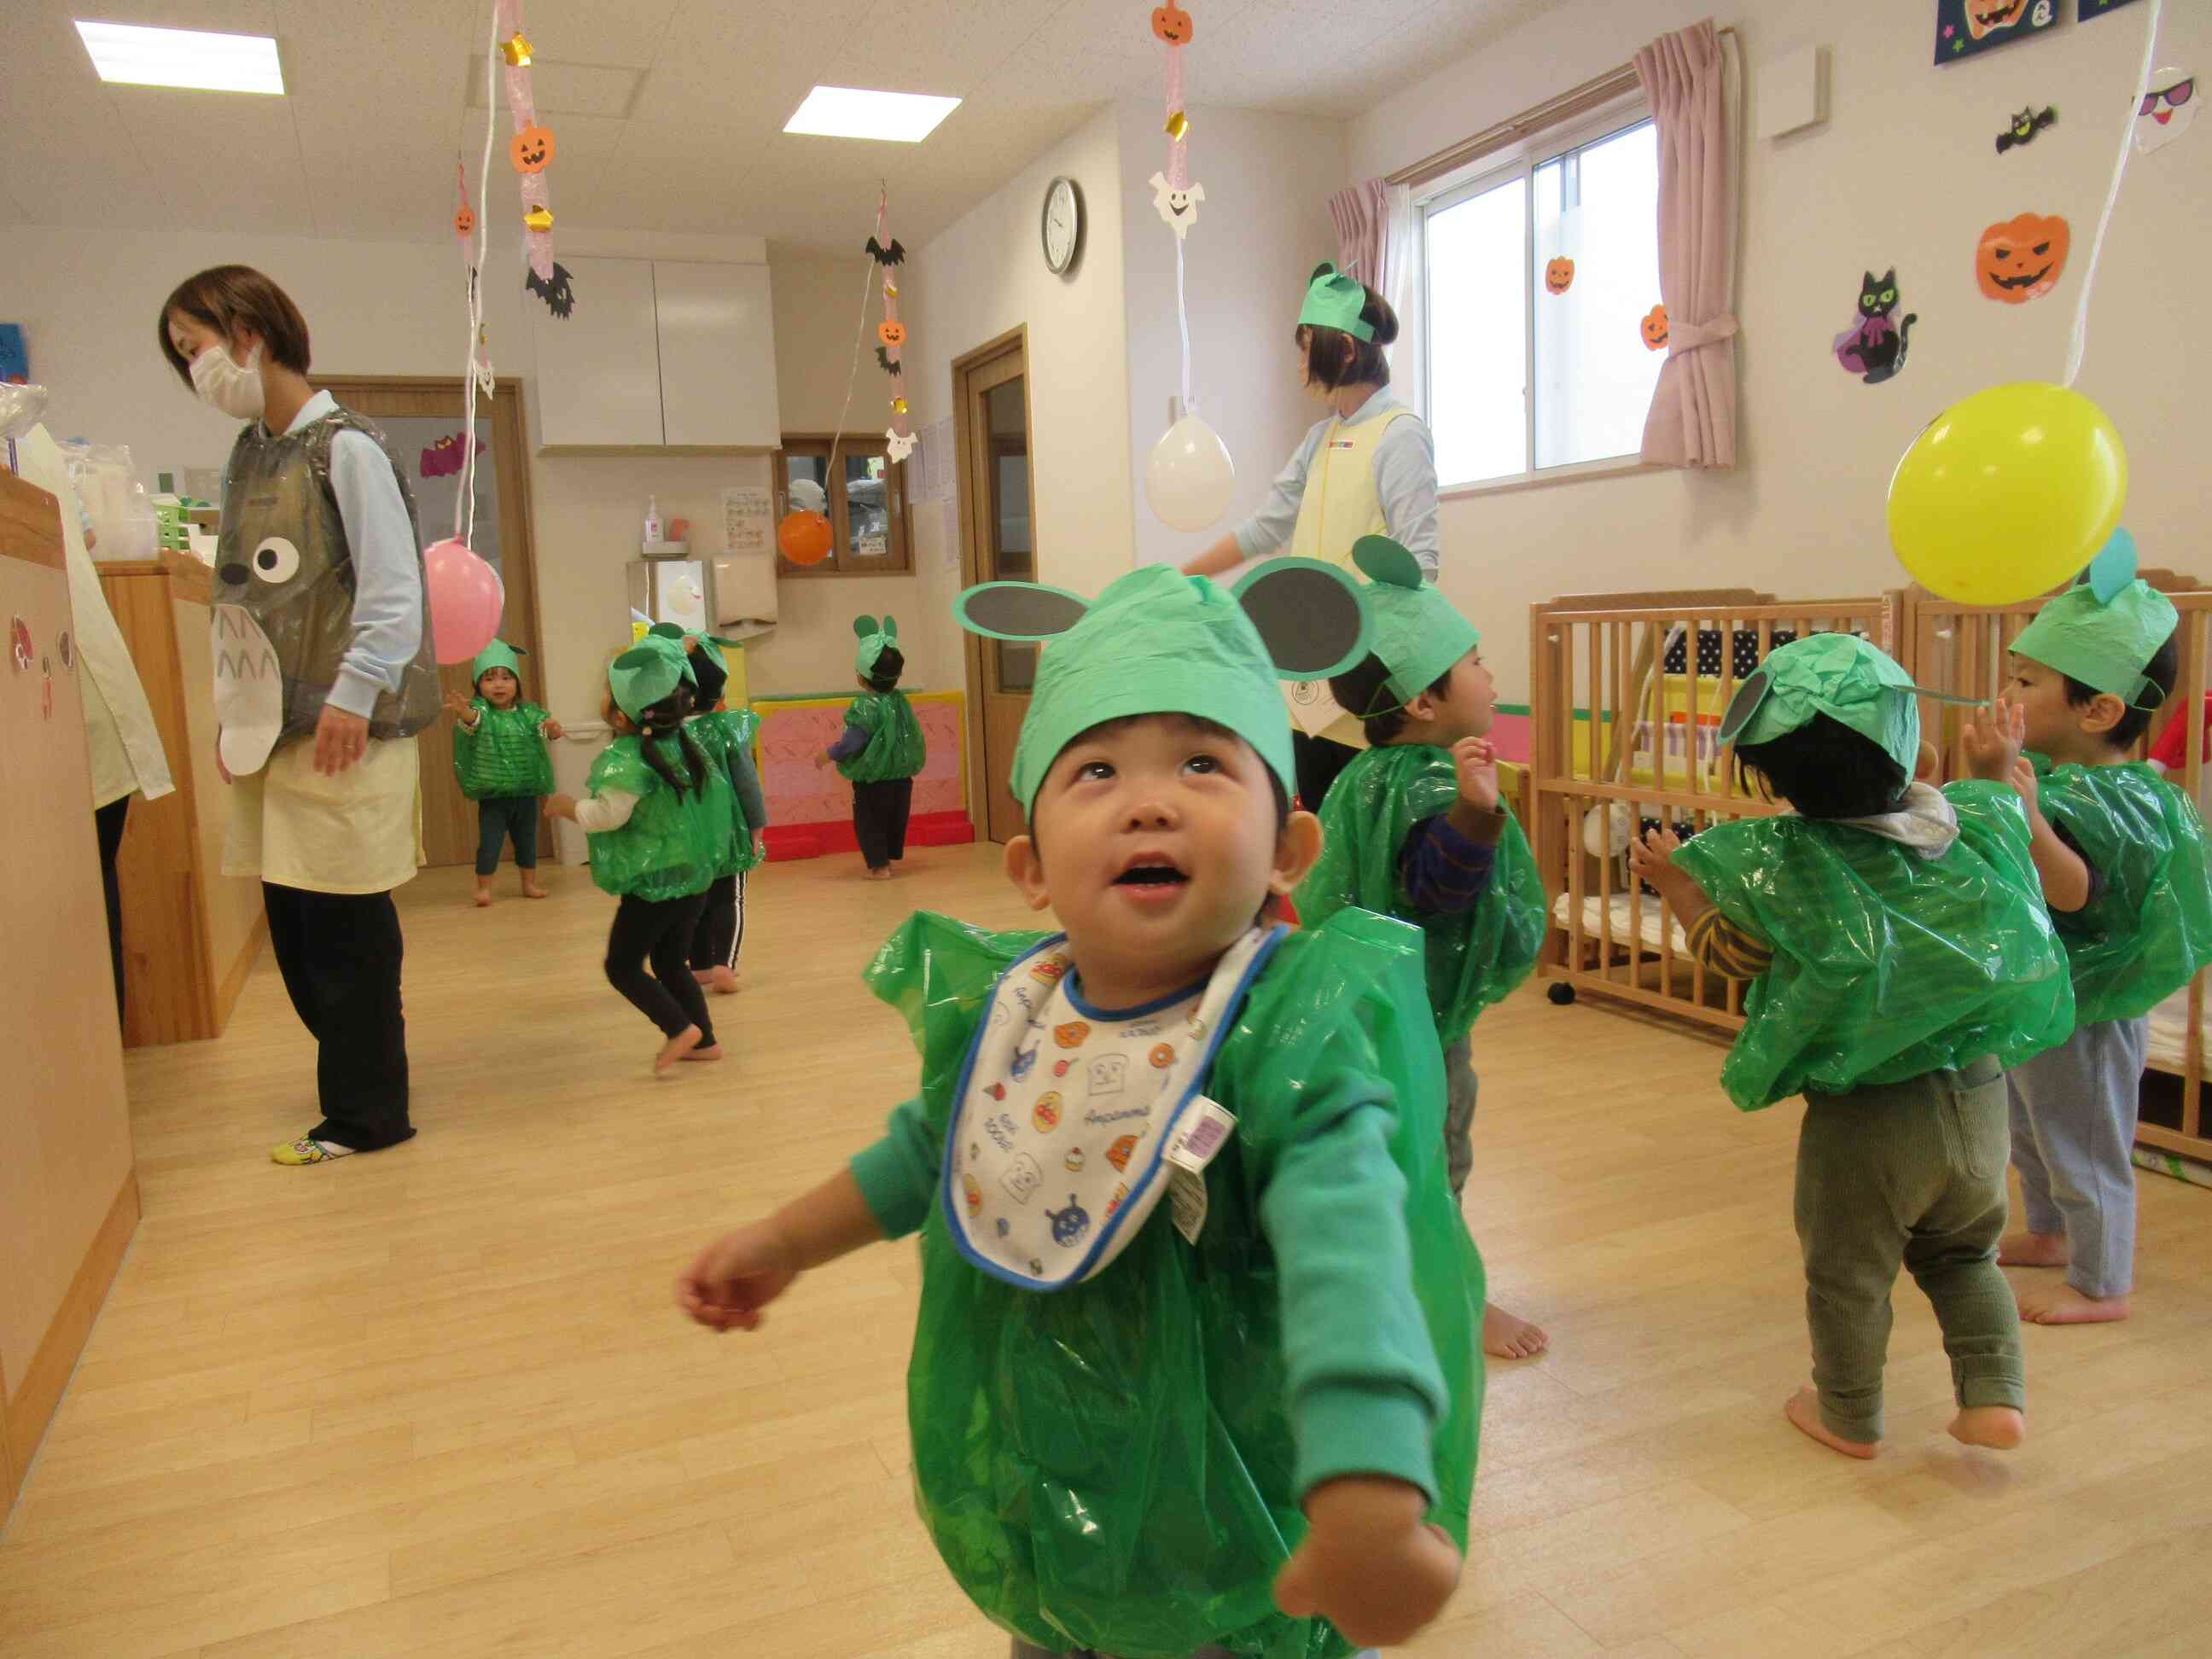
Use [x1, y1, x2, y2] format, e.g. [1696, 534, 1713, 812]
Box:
[771, 434, 914, 577]
[1415, 91, 1662, 498]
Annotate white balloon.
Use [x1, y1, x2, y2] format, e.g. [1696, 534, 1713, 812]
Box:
[1144, 413, 1237, 532]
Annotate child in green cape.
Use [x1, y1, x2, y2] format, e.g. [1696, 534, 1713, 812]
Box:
[1294, 537, 1550, 1362]
[679, 561, 1482, 1658]
[1629, 634, 2072, 1459]
[445, 638, 562, 906]
[817, 615, 924, 879]
[1966, 545, 2212, 1327]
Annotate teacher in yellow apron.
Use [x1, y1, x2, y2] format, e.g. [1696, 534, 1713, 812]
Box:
[1183, 263, 1440, 810]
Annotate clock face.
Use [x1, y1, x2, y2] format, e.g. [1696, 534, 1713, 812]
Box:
[1042, 178, 1080, 273]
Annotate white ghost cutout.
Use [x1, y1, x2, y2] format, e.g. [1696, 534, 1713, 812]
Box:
[2136, 67, 2197, 157]
[886, 427, 917, 463]
[1149, 172, 1206, 239]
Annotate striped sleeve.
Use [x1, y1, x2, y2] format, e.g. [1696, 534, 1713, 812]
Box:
[1684, 905, 1774, 979]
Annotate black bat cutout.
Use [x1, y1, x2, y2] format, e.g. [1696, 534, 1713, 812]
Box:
[527, 262, 577, 319]
[876, 345, 901, 375]
[864, 236, 906, 266]
[1994, 105, 2058, 154]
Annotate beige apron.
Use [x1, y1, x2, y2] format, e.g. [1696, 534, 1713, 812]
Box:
[223, 735, 422, 894]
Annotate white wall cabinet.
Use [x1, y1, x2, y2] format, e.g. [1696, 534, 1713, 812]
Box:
[532, 257, 781, 452]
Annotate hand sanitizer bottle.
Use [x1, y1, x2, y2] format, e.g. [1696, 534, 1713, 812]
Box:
[643, 495, 662, 548]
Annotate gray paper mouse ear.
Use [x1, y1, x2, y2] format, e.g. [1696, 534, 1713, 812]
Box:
[1231, 557, 1373, 680]
[955, 581, 1091, 641]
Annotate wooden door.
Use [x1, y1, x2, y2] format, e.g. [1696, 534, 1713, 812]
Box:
[310, 377, 544, 868]
[952, 331, 1036, 844]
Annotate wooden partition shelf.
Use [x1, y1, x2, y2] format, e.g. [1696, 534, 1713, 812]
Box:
[96, 552, 265, 1047]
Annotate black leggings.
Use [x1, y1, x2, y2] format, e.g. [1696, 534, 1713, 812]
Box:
[476, 796, 540, 876]
[264, 882, 414, 1151]
[95, 795, 131, 1025]
[604, 890, 715, 1042]
[853, 777, 913, 870]
[688, 870, 748, 973]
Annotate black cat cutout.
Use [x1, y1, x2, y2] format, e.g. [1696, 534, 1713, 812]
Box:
[1832, 269, 1917, 385]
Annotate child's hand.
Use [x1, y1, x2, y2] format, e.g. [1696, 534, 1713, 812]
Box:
[1960, 699, 2025, 783]
[2009, 754, 2044, 823]
[1273, 1476, 1461, 1647]
[443, 690, 474, 720]
[813, 751, 830, 771]
[754, 831, 767, 859]
[541, 718, 564, 742]
[546, 792, 577, 821]
[676, 1221, 798, 1332]
[1451, 736, 1499, 812]
[1625, 824, 1682, 887]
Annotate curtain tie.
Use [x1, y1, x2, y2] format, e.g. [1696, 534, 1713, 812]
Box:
[1667, 313, 1738, 356]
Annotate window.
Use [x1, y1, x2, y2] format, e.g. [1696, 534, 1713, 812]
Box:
[772, 435, 912, 575]
[1420, 109, 1663, 489]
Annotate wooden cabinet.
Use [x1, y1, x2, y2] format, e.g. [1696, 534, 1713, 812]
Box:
[96, 553, 266, 1047]
[532, 258, 780, 452]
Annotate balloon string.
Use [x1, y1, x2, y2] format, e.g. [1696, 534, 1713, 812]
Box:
[457, 0, 500, 546]
[1176, 235, 1192, 413]
[818, 251, 879, 509]
[2066, 0, 2162, 388]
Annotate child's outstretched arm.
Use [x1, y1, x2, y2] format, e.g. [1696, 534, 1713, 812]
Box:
[1627, 824, 1708, 935]
[676, 1168, 886, 1332]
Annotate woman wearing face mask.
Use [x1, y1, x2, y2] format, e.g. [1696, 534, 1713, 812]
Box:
[157, 265, 439, 1167]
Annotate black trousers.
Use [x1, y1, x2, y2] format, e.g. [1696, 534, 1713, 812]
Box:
[852, 777, 914, 870]
[262, 882, 414, 1151]
[606, 890, 715, 1042]
[688, 869, 748, 973]
[1292, 730, 1360, 813]
[95, 795, 131, 1025]
[475, 796, 541, 876]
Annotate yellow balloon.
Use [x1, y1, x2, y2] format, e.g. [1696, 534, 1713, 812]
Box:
[1887, 382, 2126, 606]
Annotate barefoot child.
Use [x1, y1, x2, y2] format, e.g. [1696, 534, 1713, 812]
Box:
[679, 562, 1481, 1657]
[1629, 635, 2070, 1459]
[1972, 556, 2212, 1327]
[446, 639, 562, 905]
[1295, 536, 1549, 1361]
[549, 644, 736, 1074]
[816, 614, 923, 880]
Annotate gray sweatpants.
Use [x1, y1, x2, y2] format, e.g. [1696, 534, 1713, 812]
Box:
[2007, 1016, 2150, 1300]
[1442, 1032, 1478, 1198]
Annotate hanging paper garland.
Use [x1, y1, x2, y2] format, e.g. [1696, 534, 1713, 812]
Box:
[870, 191, 917, 463]
[497, 0, 573, 317]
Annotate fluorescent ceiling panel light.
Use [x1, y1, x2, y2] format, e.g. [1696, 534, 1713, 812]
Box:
[74, 20, 285, 95]
[783, 85, 959, 143]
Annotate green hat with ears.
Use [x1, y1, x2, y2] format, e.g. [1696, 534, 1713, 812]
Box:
[645, 620, 748, 679]
[2011, 530, 2176, 711]
[1353, 535, 1480, 709]
[1297, 261, 1375, 341]
[854, 614, 899, 678]
[469, 638, 525, 690]
[608, 645, 686, 723]
[1720, 633, 1978, 776]
[956, 558, 1372, 812]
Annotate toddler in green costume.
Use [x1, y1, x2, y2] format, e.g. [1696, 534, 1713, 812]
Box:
[678, 560, 1482, 1658]
[445, 638, 562, 906]
[1965, 541, 2212, 1328]
[818, 614, 926, 879]
[1294, 536, 1549, 1362]
[549, 644, 736, 1074]
[1628, 634, 2071, 1459]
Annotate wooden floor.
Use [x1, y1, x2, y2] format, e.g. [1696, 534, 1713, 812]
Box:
[5, 846, 2211, 1658]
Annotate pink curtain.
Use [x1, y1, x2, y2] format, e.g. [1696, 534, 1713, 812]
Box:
[1327, 178, 1409, 321]
[1637, 20, 1738, 469]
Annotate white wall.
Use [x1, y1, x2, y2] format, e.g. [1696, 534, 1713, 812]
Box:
[1117, 102, 1348, 570]
[1348, 0, 2212, 700]
[0, 224, 895, 724]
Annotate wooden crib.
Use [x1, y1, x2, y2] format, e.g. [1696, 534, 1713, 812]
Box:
[1897, 574, 2212, 1166]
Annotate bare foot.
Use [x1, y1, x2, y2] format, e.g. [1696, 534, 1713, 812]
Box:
[1948, 1406, 2026, 1450]
[2017, 1282, 2130, 1325]
[655, 1025, 705, 1074]
[865, 867, 892, 882]
[521, 878, 549, 899]
[474, 888, 492, 908]
[1998, 1231, 2069, 1268]
[1483, 1304, 1549, 1360]
[1784, 1386, 1877, 1460]
[679, 1043, 724, 1063]
[703, 966, 741, 996]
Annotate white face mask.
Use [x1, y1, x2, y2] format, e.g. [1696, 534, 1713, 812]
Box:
[189, 342, 265, 420]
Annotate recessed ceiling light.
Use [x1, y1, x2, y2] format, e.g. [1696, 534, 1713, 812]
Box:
[783, 85, 959, 143]
[74, 20, 285, 95]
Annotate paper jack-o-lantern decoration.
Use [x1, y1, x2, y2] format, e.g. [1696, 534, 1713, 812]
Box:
[509, 125, 556, 174]
[877, 319, 906, 349]
[1976, 212, 2069, 304]
[455, 203, 475, 237]
[1641, 303, 1670, 350]
[866, 188, 917, 463]
[496, 0, 560, 307]
[1151, 4, 1193, 46]
[1967, 0, 2030, 43]
[1544, 256, 1575, 294]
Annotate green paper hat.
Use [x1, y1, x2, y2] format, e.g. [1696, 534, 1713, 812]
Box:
[608, 644, 686, 723]
[469, 638, 525, 688]
[2010, 530, 2175, 710]
[1297, 262, 1375, 342]
[956, 558, 1372, 812]
[1352, 535, 1479, 707]
[853, 614, 899, 678]
[1720, 633, 1978, 775]
[645, 620, 747, 678]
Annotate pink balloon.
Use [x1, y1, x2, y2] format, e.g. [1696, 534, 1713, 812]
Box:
[423, 538, 505, 665]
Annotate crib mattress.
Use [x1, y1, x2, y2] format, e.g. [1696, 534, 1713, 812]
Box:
[2147, 981, 2210, 1078]
[1551, 890, 1691, 955]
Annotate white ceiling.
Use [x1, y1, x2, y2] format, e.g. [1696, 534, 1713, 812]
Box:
[2, 1, 1551, 253]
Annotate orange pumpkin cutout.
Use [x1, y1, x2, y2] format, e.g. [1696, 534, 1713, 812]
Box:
[454, 204, 475, 238]
[1151, 4, 1193, 46]
[877, 319, 907, 348]
[1976, 212, 2069, 305]
[1966, 0, 2029, 41]
[509, 125, 556, 175]
[1544, 257, 1575, 295]
[1641, 303, 1669, 351]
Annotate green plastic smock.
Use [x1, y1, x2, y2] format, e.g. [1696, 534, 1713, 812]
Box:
[2030, 757, 2212, 1024]
[689, 707, 765, 876]
[853, 906, 1483, 1659]
[837, 688, 925, 783]
[451, 700, 555, 800]
[1669, 782, 2073, 1111]
[581, 733, 736, 902]
[1294, 743, 1545, 1042]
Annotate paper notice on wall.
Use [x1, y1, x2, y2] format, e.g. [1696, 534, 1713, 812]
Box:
[917, 417, 953, 502]
[722, 486, 771, 557]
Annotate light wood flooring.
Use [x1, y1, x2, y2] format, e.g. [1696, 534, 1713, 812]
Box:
[5, 845, 2210, 1657]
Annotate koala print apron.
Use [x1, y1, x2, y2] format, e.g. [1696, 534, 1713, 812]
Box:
[941, 924, 1282, 1290]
